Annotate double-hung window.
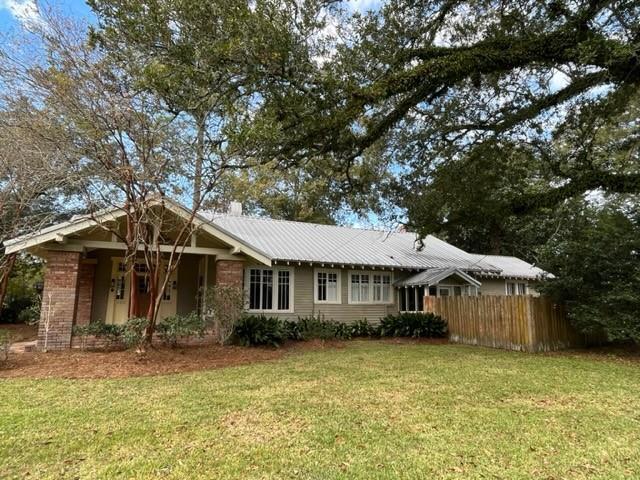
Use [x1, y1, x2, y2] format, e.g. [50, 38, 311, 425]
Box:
[350, 273, 371, 303]
[372, 274, 392, 303]
[247, 267, 293, 312]
[315, 269, 340, 303]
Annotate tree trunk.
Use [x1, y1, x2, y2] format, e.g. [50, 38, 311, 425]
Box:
[0, 253, 17, 319]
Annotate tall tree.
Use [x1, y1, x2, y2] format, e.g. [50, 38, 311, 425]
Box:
[86, 0, 333, 206]
[0, 13, 222, 344]
[235, 0, 639, 224]
[537, 200, 640, 343]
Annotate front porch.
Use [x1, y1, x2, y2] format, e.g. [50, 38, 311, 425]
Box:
[36, 249, 246, 351]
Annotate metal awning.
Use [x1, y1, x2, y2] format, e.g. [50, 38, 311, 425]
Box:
[394, 267, 482, 288]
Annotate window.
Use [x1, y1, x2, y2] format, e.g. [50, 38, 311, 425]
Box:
[247, 267, 293, 312]
[350, 273, 371, 303]
[517, 283, 527, 295]
[454, 286, 462, 296]
[315, 270, 340, 303]
[506, 282, 516, 295]
[277, 270, 290, 310]
[373, 274, 392, 303]
[439, 287, 450, 297]
[115, 276, 125, 300]
[400, 286, 425, 312]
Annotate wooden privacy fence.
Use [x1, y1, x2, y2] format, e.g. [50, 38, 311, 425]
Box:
[425, 296, 591, 352]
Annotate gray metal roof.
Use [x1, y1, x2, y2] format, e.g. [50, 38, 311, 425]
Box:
[395, 267, 482, 287]
[468, 254, 548, 280]
[207, 213, 500, 272]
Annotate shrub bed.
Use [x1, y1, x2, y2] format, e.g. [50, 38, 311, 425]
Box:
[233, 313, 448, 347]
[378, 312, 448, 338]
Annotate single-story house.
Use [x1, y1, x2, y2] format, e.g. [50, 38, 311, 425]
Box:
[4, 198, 548, 350]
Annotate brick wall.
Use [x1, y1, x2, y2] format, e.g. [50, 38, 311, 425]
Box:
[75, 261, 96, 327]
[38, 251, 82, 351]
[215, 260, 244, 287]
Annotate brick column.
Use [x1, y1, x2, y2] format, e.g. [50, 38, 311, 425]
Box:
[37, 251, 82, 351]
[215, 260, 244, 287]
[75, 261, 96, 327]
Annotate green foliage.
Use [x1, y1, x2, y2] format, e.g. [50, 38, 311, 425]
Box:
[204, 285, 244, 345]
[121, 317, 149, 349]
[538, 204, 640, 343]
[293, 315, 352, 341]
[233, 315, 286, 347]
[378, 313, 448, 338]
[156, 312, 207, 347]
[1, 255, 43, 324]
[73, 322, 123, 340]
[235, 314, 364, 347]
[0, 329, 9, 363]
[350, 319, 377, 338]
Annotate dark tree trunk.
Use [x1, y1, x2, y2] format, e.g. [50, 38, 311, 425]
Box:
[0, 253, 17, 319]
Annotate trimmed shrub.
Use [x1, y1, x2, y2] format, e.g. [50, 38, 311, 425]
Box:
[350, 319, 377, 338]
[73, 322, 123, 339]
[294, 315, 352, 340]
[156, 312, 207, 347]
[234, 315, 285, 347]
[378, 312, 448, 338]
[121, 317, 149, 349]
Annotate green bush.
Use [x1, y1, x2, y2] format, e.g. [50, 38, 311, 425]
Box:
[282, 319, 303, 341]
[378, 313, 448, 338]
[156, 312, 207, 347]
[292, 315, 352, 340]
[121, 317, 149, 349]
[73, 322, 123, 340]
[234, 315, 285, 347]
[350, 319, 377, 338]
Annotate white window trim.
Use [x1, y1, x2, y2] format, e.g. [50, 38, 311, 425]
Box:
[313, 268, 342, 304]
[244, 266, 295, 313]
[348, 270, 394, 305]
[506, 280, 528, 296]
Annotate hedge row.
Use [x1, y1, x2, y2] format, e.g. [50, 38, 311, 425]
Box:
[233, 313, 448, 347]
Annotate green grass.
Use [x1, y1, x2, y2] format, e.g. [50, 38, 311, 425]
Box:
[1, 342, 640, 479]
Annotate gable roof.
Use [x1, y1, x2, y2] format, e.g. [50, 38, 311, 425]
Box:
[207, 213, 500, 273]
[395, 267, 482, 288]
[468, 254, 548, 280]
[4, 199, 272, 266]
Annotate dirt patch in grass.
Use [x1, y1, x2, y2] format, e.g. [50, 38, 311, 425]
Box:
[0, 323, 38, 343]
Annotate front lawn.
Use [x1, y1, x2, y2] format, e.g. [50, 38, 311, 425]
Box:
[1, 342, 639, 479]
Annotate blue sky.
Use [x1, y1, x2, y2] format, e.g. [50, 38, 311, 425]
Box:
[0, 0, 94, 32]
[0, 0, 382, 33]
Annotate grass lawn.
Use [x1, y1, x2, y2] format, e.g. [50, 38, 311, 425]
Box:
[1, 342, 639, 479]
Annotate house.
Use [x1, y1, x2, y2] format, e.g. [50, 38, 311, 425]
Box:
[4, 199, 548, 350]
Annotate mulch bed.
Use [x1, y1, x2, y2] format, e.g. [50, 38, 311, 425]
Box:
[0, 337, 447, 380]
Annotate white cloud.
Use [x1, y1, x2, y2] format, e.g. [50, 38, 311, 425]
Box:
[348, 0, 382, 12]
[0, 0, 43, 27]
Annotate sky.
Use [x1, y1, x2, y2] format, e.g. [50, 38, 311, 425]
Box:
[0, 0, 382, 33]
